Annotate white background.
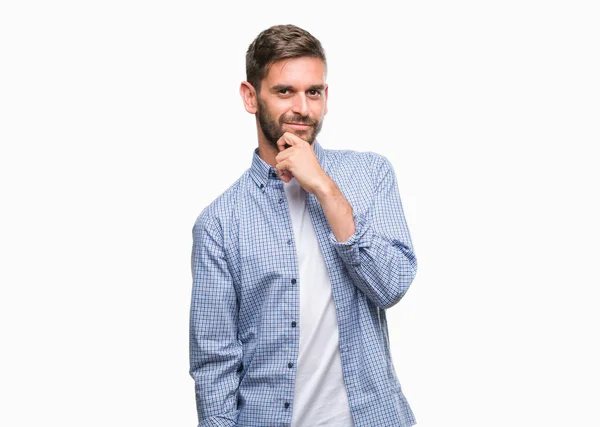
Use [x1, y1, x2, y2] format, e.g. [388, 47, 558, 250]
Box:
[1, 1, 599, 426]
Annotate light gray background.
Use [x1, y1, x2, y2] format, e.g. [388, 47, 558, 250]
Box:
[1, 1, 598, 426]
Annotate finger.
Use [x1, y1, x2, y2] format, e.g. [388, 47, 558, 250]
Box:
[275, 160, 294, 181]
[280, 170, 293, 183]
[275, 147, 294, 163]
[276, 133, 290, 152]
[277, 168, 293, 182]
[277, 132, 304, 152]
[282, 132, 305, 147]
[275, 160, 289, 176]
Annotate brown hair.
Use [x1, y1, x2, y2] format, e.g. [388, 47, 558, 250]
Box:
[245, 24, 327, 93]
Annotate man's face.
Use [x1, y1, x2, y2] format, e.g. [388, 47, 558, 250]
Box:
[255, 57, 328, 150]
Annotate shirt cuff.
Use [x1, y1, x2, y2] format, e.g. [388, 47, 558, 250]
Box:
[327, 210, 373, 266]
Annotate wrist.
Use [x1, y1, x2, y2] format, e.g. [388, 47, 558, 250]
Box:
[314, 177, 340, 201]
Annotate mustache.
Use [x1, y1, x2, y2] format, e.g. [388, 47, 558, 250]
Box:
[279, 114, 318, 126]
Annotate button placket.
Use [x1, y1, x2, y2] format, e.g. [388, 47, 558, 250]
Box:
[274, 179, 299, 419]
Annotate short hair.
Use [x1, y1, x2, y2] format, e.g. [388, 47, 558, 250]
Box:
[245, 24, 327, 93]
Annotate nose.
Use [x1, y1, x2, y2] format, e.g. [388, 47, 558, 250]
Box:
[291, 93, 310, 117]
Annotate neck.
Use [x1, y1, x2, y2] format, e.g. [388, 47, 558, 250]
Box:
[259, 147, 278, 168]
[256, 139, 279, 168]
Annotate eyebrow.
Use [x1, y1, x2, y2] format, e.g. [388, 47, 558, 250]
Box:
[269, 84, 325, 93]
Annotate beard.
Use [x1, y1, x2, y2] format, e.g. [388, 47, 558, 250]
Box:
[256, 96, 324, 151]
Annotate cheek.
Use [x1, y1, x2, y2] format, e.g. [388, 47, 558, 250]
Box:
[314, 106, 326, 119]
[272, 106, 290, 121]
[262, 98, 287, 118]
[313, 100, 327, 117]
[271, 98, 290, 111]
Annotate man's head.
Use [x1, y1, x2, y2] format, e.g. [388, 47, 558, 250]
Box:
[240, 25, 328, 150]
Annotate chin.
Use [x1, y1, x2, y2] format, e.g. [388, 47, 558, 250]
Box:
[293, 130, 316, 143]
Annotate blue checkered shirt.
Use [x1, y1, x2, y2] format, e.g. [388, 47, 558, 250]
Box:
[190, 140, 417, 426]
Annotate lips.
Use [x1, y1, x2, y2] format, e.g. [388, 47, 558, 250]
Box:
[284, 122, 312, 129]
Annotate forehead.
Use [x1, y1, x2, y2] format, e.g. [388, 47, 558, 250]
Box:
[263, 57, 326, 87]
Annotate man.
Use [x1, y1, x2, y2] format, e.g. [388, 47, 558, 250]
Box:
[190, 24, 417, 427]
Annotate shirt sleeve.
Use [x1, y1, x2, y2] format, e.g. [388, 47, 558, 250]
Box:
[190, 212, 242, 427]
[327, 154, 417, 309]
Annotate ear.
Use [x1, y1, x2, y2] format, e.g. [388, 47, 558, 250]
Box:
[324, 84, 329, 116]
[240, 81, 258, 114]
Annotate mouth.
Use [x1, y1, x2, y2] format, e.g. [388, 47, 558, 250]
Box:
[284, 122, 312, 130]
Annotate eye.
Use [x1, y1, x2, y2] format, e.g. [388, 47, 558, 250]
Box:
[279, 88, 290, 95]
[308, 89, 321, 97]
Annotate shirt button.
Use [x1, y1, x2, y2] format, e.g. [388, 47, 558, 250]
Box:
[260, 184, 264, 189]
[288, 362, 293, 368]
[279, 198, 284, 203]
[287, 239, 292, 245]
[291, 321, 296, 327]
[291, 279, 296, 284]
[271, 172, 277, 177]
[284, 402, 290, 409]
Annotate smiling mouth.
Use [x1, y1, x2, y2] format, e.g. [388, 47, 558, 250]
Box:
[284, 122, 312, 129]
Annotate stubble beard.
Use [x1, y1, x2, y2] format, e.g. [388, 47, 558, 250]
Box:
[256, 96, 323, 151]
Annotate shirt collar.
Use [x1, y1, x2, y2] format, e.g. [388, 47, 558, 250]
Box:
[249, 140, 326, 189]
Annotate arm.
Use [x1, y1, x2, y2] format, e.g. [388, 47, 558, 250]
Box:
[324, 154, 417, 309]
[189, 213, 242, 427]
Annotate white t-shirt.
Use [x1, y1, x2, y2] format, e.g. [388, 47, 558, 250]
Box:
[283, 177, 355, 427]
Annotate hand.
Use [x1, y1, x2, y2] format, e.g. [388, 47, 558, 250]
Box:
[275, 132, 334, 195]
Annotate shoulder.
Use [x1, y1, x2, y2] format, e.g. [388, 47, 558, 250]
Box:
[322, 145, 394, 186]
[192, 172, 248, 238]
